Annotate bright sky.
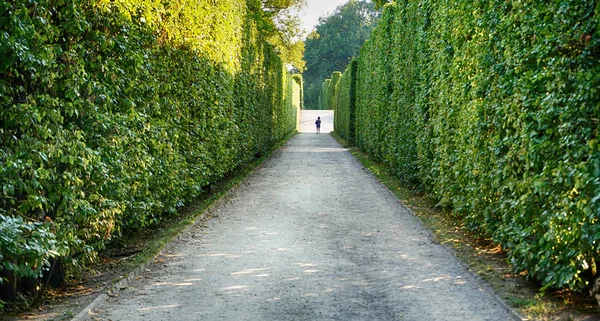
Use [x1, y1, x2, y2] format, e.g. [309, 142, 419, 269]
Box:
[298, 0, 350, 33]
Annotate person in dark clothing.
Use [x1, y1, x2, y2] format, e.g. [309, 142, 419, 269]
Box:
[315, 116, 321, 134]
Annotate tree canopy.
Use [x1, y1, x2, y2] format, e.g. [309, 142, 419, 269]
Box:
[257, 0, 307, 70]
[370, 0, 391, 9]
[302, 0, 379, 109]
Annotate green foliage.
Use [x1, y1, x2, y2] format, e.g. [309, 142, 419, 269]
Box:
[292, 74, 304, 111]
[334, 60, 358, 144]
[332, 0, 600, 292]
[318, 79, 331, 110]
[290, 73, 303, 126]
[0, 215, 66, 279]
[329, 71, 342, 111]
[317, 72, 341, 110]
[318, 71, 342, 111]
[371, 0, 392, 10]
[262, 0, 305, 12]
[0, 0, 299, 287]
[258, 0, 307, 70]
[303, 0, 379, 109]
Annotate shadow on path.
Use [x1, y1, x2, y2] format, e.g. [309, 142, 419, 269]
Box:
[86, 124, 515, 321]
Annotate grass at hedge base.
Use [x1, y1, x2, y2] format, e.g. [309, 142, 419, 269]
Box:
[330, 131, 600, 321]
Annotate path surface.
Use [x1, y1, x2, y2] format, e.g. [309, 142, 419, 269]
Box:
[297, 110, 334, 134]
[86, 111, 513, 321]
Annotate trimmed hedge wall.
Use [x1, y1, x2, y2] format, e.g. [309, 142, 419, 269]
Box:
[329, 71, 343, 112]
[0, 0, 299, 277]
[318, 72, 342, 110]
[318, 79, 331, 110]
[333, 0, 600, 292]
[290, 74, 304, 129]
[334, 61, 358, 144]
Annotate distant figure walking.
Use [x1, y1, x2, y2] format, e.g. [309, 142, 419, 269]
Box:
[315, 116, 321, 134]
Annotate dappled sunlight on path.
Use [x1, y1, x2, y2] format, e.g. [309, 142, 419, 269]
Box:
[87, 127, 514, 321]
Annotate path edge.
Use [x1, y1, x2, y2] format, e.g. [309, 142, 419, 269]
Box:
[334, 134, 529, 321]
[70, 135, 294, 321]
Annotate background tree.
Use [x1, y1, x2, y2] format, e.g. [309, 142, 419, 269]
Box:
[257, 0, 307, 70]
[303, 0, 379, 109]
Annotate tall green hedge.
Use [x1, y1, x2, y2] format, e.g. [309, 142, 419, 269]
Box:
[318, 79, 331, 110]
[280, 72, 303, 135]
[318, 72, 342, 110]
[333, 61, 358, 143]
[290, 74, 304, 128]
[329, 71, 343, 112]
[0, 0, 299, 274]
[334, 0, 600, 292]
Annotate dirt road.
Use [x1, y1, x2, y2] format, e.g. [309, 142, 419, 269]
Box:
[84, 111, 514, 321]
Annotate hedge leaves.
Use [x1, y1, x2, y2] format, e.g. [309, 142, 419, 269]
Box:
[1, 0, 300, 275]
[333, 0, 600, 292]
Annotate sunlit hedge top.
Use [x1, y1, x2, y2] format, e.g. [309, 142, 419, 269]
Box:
[0, 0, 298, 274]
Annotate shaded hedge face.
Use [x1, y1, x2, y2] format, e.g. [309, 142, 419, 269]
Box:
[318, 72, 342, 111]
[332, 0, 600, 292]
[0, 0, 299, 271]
[334, 61, 358, 144]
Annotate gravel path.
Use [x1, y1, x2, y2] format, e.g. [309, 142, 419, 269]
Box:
[85, 111, 514, 321]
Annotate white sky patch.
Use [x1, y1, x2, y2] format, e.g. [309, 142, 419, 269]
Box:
[298, 0, 350, 33]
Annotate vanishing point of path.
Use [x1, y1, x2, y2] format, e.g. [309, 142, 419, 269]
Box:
[85, 111, 514, 321]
